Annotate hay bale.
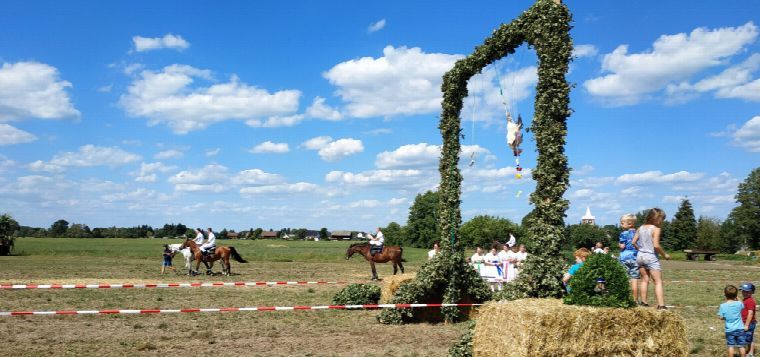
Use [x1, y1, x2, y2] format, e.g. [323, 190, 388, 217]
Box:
[473, 299, 687, 357]
[380, 273, 416, 303]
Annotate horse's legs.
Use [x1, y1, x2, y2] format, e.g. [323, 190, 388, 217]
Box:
[370, 261, 378, 280]
[392, 261, 398, 275]
[398, 258, 405, 274]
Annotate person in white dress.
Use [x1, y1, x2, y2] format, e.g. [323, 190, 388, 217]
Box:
[470, 247, 485, 276]
[193, 228, 204, 245]
[498, 245, 519, 282]
[483, 247, 503, 291]
[514, 244, 528, 278]
[427, 242, 440, 260]
[200, 228, 216, 256]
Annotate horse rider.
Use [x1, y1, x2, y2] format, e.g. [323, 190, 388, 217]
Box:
[192, 227, 204, 245]
[368, 227, 384, 256]
[200, 227, 216, 259]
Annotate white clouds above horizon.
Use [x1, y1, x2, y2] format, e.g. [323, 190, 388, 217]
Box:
[0, 124, 37, 145]
[0, 61, 80, 121]
[120, 64, 301, 133]
[302, 136, 363, 162]
[324, 45, 463, 118]
[733, 116, 760, 152]
[154, 149, 184, 160]
[132, 34, 189, 52]
[249, 141, 290, 154]
[573, 44, 599, 58]
[32, 145, 141, 171]
[616, 170, 704, 185]
[367, 19, 386, 33]
[584, 22, 758, 105]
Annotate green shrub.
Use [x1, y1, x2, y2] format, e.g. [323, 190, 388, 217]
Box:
[331, 283, 381, 305]
[563, 253, 636, 308]
[448, 320, 476, 357]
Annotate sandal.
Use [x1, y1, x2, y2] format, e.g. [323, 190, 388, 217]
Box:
[656, 305, 668, 310]
[638, 301, 649, 307]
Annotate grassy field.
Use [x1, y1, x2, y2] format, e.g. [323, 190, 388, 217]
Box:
[1, 238, 759, 356]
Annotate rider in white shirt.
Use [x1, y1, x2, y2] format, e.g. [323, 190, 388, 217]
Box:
[368, 227, 384, 256]
[201, 228, 216, 256]
[193, 228, 204, 245]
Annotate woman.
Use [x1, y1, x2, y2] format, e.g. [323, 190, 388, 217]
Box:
[483, 246, 503, 291]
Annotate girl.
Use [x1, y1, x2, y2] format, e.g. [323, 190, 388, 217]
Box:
[483, 246, 503, 291]
[632, 208, 671, 309]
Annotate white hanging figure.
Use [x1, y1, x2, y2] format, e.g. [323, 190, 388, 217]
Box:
[506, 112, 523, 157]
[506, 233, 516, 248]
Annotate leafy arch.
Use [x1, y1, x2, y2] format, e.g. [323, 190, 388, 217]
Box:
[438, 0, 573, 296]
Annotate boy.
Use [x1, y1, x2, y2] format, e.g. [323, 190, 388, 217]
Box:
[161, 244, 176, 274]
[618, 214, 640, 303]
[742, 283, 757, 357]
[563, 247, 590, 292]
[719, 285, 747, 357]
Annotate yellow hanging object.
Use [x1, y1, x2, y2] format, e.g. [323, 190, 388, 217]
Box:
[515, 173, 523, 179]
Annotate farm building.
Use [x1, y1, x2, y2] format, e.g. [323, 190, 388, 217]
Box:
[260, 231, 278, 239]
[330, 230, 352, 240]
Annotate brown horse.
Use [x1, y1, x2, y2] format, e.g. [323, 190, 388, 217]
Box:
[180, 240, 247, 276]
[346, 243, 404, 280]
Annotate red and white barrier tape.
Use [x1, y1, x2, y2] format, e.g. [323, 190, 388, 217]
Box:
[666, 280, 759, 284]
[0, 281, 346, 290]
[0, 303, 481, 317]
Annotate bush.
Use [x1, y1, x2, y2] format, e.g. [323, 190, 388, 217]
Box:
[331, 283, 381, 305]
[448, 320, 476, 357]
[563, 253, 635, 308]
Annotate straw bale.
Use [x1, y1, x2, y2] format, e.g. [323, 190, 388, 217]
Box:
[379, 273, 416, 303]
[473, 298, 687, 357]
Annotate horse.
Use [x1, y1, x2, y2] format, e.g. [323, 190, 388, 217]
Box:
[168, 243, 195, 271]
[179, 240, 248, 276]
[346, 243, 404, 280]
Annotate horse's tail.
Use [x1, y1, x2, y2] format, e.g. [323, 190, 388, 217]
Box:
[229, 247, 247, 263]
[398, 246, 406, 262]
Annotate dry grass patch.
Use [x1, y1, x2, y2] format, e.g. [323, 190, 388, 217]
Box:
[380, 273, 416, 303]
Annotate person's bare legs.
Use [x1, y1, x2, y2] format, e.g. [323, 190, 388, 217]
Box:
[639, 268, 650, 305]
[630, 278, 639, 302]
[650, 270, 664, 307]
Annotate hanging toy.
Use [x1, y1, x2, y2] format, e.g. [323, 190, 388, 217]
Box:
[506, 113, 524, 157]
[514, 156, 523, 179]
[468, 151, 476, 167]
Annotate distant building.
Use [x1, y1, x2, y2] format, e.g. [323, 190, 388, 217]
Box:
[330, 230, 352, 240]
[581, 206, 596, 225]
[260, 231, 278, 239]
[227, 232, 239, 239]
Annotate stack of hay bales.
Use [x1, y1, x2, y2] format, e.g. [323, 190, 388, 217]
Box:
[473, 299, 687, 357]
[380, 273, 416, 303]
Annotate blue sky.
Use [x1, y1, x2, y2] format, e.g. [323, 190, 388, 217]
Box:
[0, 0, 758, 232]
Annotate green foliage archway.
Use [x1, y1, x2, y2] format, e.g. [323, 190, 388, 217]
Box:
[381, 0, 573, 324]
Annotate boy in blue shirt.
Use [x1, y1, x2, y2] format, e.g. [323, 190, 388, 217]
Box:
[618, 214, 640, 304]
[719, 285, 747, 357]
[562, 247, 590, 292]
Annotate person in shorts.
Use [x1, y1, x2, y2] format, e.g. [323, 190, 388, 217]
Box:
[618, 214, 640, 303]
[742, 283, 757, 357]
[720, 285, 747, 357]
[161, 244, 176, 274]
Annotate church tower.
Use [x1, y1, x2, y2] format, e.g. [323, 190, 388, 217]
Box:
[581, 206, 596, 225]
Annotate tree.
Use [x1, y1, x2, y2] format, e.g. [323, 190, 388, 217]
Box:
[66, 223, 92, 238]
[405, 190, 439, 248]
[727, 167, 760, 249]
[460, 215, 523, 249]
[382, 222, 405, 246]
[565, 224, 610, 249]
[667, 199, 697, 250]
[319, 228, 328, 241]
[254, 228, 263, 240]
[695, 216, 722, 250]
[50, 219, 69, 237]
[0, 214, 20, 238]
[720, 217, 745, 253]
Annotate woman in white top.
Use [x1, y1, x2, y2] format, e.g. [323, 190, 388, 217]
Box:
[514, 244, 528, 278]
[483, 247, 502, 291]
[427, 242, 440, 260]
[470, 247, 485, 276]
[498, 245, 518, 282]
[193, 228, 204, 245]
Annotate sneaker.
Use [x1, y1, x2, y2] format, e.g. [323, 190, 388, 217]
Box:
[638, 301, 649, 307]
[656, 305, 668, 310]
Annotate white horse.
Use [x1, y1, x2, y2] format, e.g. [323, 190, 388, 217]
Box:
[168, 243, 193, 271]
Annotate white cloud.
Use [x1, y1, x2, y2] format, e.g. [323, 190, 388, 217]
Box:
[326, 169, 426, 187]
[318, 138, 364, 162]
[230, 169, 284, 186]
[154, 149, 184, 160]
[27, 160, 64, 173]
[205, 148, 220, 157]
[616, 170, 704, 185]
[0, 124, 37, 145]
[367, 19, 386, 33]
[246, 114, 305, 128]
[133, 162, 177, 182]
[467, 66, 537, 120]
[364, 128, 392, 136]
[662, 195, 688, 204]
[120, 64, 301, 133]
[667, 54, 760, 102]
[584, 22, 758, 105]
[174, 183, 228, 193]
[240, 182, 319, 195]
[132, 34, 190, 52]
[571, 176, 615, 188]
[306, 97, 343, 120]
[375, 143, 440, 169]
[49, 145, 141, 167]
[249, 141, 290, 154]
[733, 116, 760, 152]
[301, 136, 333, 150]
[0, 61, 80, 121]
[102, 188, 157, 202]
[169, 164, 228, 184]
[324, 45, 463, 118]
[573, 44, 599, 58]
[573, 165, 595, 176]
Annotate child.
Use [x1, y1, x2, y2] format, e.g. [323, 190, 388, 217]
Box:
[161, 244, 176, 274]
[563, 247, 590, 292]
[632, 208, 671, 309]
[618, 214, 640, 303]
[719, 285, 747, 357]
[742, 283, 757, 357]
